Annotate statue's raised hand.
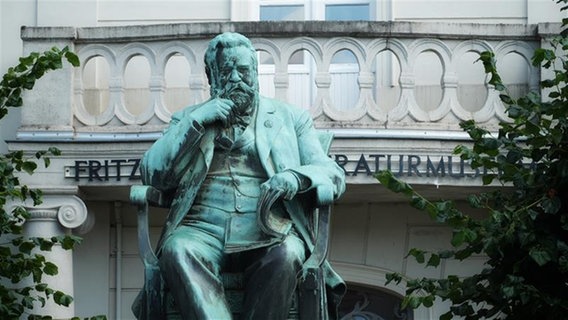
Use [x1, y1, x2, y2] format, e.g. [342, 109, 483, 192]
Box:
[191, 98, 236, 128]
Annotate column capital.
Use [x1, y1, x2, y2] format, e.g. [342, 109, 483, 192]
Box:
[47, 195, 88, 229]
[7, 189, 89, 231]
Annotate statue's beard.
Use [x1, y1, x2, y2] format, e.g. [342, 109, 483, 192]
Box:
[218, 81, 256, 115]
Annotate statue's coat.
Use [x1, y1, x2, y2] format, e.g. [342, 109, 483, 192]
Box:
[133, 96, 346, 319]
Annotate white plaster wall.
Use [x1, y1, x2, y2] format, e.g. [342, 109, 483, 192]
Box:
[527, 0, 566, 24]
[330, 201, 480, 276]
[394, 0, 528, 23]
[0, 0, 35, 154]
[97, 0, 231, 25]
[329, 199, 488, 319]
[35, 0, 97, 27]
[394, 0, 564, 24]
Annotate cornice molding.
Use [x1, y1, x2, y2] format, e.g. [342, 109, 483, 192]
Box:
[21, 21, 549, 43]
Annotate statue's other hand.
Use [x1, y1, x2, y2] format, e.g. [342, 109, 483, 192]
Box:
[260, 172, 299, 201]
[191, 98, 236, 127]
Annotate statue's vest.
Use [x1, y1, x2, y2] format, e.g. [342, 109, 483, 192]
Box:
[186, 122, 281, 253]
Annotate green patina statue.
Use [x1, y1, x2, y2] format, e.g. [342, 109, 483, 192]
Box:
[132, 32, 346, 320]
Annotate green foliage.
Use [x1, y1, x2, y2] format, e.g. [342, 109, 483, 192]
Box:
[0, 47, 84, 319]
[377, 3, 568, 319]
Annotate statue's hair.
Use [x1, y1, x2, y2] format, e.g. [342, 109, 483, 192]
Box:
[204, 32, 258, 96]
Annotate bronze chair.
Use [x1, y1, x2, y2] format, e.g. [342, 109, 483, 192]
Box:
[131, 132, 336, 319]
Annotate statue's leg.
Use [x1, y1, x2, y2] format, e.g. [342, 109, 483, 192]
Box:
[159, 225, 231, 320]
[240, 232, 306, 320]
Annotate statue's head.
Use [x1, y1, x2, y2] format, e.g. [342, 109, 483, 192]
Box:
[205, 32, 259, 113]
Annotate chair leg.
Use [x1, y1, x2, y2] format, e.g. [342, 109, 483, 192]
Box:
[298, 267, 328, 320]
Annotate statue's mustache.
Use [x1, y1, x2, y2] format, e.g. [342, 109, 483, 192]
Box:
[220, 81, 255, 98]
[218, 81, 256, 112]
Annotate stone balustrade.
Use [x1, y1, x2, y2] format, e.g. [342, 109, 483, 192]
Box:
[18, 21, 560, 141]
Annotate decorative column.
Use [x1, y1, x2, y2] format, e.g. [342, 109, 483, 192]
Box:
[273, 73, 289, 101]
[18, 194, 89, 319]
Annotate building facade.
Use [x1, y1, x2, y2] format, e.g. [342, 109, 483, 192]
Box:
[0, 1, 564, 319]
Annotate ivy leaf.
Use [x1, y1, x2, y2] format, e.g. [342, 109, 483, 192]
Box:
[422, 295, 435, 308]
[440, 311, 453, 320]
[467, 194, 481, 208]
[21, 161, 37, 175]
[410, 195, 428, 210]
[35, 283, 48, 292]
[43, 262, 58, 276]
[48, 147, 61, 156]
[37, 296, 46, 308]
[401, 295, 421, 309]
[376, 170, 413, 196]
[64, 51, 80, 67]
[53, 291, 73, 307]
[451, 230, 466, 247]
[482, 174, 496, 185]
[407, 248, 426, 263]
[29, 189, 43, 206]
[529, 247, 552, 266]
[0, 246, 12, 256]
[427, 254, 441, 267]
[385, 272, 403, 285]
[21, 296, 35, 309]
[38, 238, 54, 251]
[500, 94, 514, 105]
[502, 285, 516, 298]
[55, 235, 82, 250]
[541, 196, 561, 214]
[18, 241, 35, 255]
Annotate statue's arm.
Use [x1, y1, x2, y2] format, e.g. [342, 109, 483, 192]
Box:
[140, 110, 205, 191]
[140, 97, 238, 191]
[289, 110, 346, 201]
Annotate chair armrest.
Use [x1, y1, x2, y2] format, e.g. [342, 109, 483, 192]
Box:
[305, 183, 334, 266]
[130, 185, 162, 268]
[298, 201, 331, 320]
[302, 204, 331, 270]
[309, 131, 335, 266]
[131, 185, 169, 207]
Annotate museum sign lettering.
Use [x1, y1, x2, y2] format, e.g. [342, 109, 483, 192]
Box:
[65, 154, 486, 182]
[334, 154, 486, 178]
[66, 159, 141, 181]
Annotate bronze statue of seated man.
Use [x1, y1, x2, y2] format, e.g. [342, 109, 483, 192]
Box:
[132, 32, 346, 320]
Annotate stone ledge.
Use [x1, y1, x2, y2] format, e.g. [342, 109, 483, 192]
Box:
[20, 21, 556, 43]
[20, 26, 76, 40]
